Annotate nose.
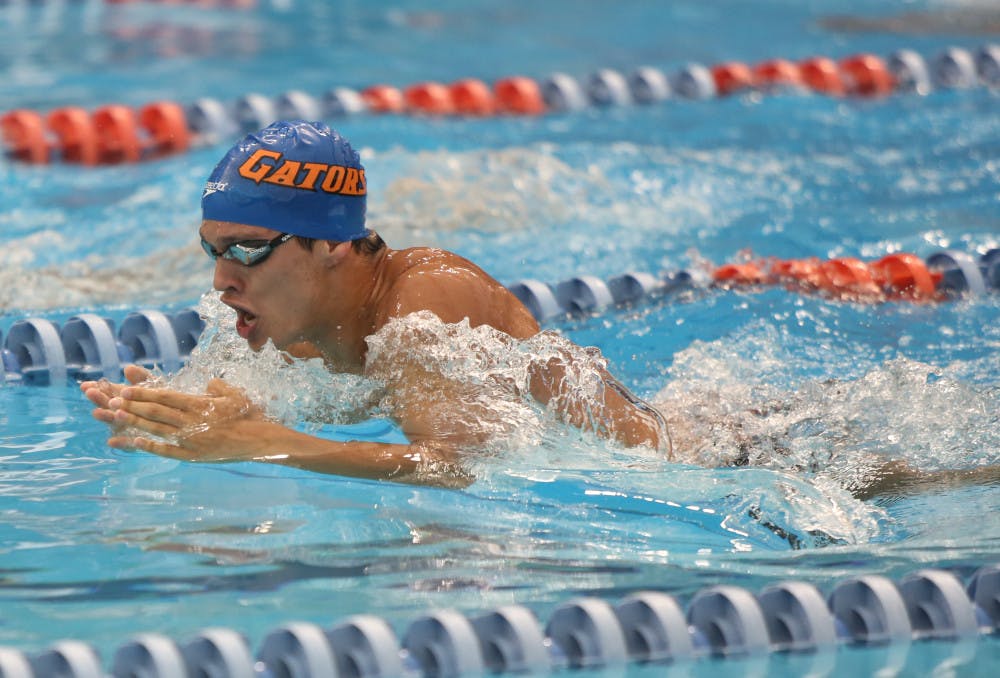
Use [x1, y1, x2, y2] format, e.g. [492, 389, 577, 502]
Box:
[212, 257, 244, 293]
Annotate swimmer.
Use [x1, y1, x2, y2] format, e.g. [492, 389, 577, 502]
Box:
[81, 120, 670, 484]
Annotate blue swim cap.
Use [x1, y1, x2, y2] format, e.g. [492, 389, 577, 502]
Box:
[201, 120, 367, 241]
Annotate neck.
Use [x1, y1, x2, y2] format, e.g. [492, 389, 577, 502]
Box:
[313, 245, 392, 373]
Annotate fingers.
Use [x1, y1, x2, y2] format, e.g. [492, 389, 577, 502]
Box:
[207, 378, 240, 397]
[109, 404, 180, 439]
[84, 386, 112, 410]
[109, 396, 188, 430]
[118, 385, 206, 411]
[108, 435, 191, 461]
[82, 379, 124, 408]
[107, 434, 135, 450]
[131, 436, 192, 460]
[124, 364, 153, 385]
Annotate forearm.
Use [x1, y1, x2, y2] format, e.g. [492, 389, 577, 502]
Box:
[528, 360, 672, 455]
[240, 421, 470, 486]
[265, 425, 415, 478]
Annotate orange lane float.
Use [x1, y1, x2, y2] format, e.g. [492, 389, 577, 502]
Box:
[1, 101, 191, 165]
[360, 85, 406, 114]
[713, 253, 942, 302]
[449, 78, 496, 116]
[817, 257, 882, 299]
[770, 257, 823, 288]
[839, 53, 895, 96]
[139, 101, 191, 157]
[711, 261, 770, 285]
[47, 107, 101, 165]
[869, 252, 941, 299]
[752, 59, 804, 90]
[92, 105, 143, 164]
[0, 110, 49, 163]
[494, 76, 546, 115]
[711, 62, 755, 96]
[403, 82, 455, 115]
[799, 57, 847, 96]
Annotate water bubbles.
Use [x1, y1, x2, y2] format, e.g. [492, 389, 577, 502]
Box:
[166, 292, 383, 427]
[657, 326, 1000, 493]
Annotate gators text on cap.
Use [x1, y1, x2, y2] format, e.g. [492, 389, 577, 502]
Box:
[201, 120, 368, 241]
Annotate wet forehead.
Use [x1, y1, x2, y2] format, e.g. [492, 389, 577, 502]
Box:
[199, 219, 280, 244]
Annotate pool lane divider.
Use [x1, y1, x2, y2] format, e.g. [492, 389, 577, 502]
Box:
[1, 248, 996, 387]
[1, 44, 998, 166]
[103, 0, 256, 7]
[0, 562, 999, 676]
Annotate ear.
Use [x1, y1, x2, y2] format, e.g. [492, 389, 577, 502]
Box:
[318, 240, 352, 267]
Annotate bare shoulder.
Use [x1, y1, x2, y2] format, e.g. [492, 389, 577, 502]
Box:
[376, 247, 539, 337]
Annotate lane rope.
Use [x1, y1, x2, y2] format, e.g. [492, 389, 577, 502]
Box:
[0, 562, 998, 676]
[2, 247, 996, 387]
[1, 44, 998, 166]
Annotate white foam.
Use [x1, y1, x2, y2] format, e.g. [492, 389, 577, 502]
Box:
[656, 322, 1000, 493]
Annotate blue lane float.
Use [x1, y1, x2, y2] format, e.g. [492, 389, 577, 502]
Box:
[1, 248, 997, 387]
[0, 562, 997, 677]
[1, 309, 204, 386]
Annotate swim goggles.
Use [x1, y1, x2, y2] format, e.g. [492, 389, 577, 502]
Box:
[200, 232, 294, 266]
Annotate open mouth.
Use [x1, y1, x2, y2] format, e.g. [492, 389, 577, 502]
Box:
[234, 307, 258, 339]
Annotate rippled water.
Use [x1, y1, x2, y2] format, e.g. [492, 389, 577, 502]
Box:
[1, 0, 999, 669]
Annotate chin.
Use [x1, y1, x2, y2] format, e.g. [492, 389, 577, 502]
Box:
[244, 330, 268, 352]
[284, 341, 322, 359]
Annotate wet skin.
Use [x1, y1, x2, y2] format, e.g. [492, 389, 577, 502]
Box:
[82, 221, 670, 485]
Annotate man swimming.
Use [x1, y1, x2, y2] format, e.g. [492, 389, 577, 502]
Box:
[82, 120, 671, 484]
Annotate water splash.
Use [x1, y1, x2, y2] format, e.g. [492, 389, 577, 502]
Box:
[127, 295, 893, 548]
[657, 322, 1000, 494]
[163, 292, 383, 427]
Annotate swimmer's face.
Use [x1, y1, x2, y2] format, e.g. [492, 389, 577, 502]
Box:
[200, 220, 322, 352]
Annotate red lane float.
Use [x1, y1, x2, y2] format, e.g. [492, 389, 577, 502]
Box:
[752, 59, 803, 90]
[494, 77, 546, 115]
[404, 82, 455, 115]
[770, 257, 823, 286]
[839, 54, 895, 96]
[818, 258, 882, 300]
[361, 85, 406, 114]
[1, 102, 190, 165]
[48, 107, 101, 165]
[869, 253, 939, 298]
[0, 110, 49, 163]
[713, 253, 943, 302]
[711, 262, 769, 285]
[798, 57, 847, 96]
[92, 105, 143, 164]
[139, 101, 191, 157]
[449, 78, 496, 116]
[711, 62, 755, 96]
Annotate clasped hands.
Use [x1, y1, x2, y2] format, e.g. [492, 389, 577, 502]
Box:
[81, 364, 270, 462]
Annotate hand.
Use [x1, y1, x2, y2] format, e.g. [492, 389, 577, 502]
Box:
[81, 364, 155, 426]
[101, 377, 270, 463]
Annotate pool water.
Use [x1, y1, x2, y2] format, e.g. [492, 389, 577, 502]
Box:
[1, 0, 999, 674]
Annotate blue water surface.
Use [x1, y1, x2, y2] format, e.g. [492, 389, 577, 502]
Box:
[1, 0, 999, 674]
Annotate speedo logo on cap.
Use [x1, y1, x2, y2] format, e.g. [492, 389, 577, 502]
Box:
[237, 149, 366, 196]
